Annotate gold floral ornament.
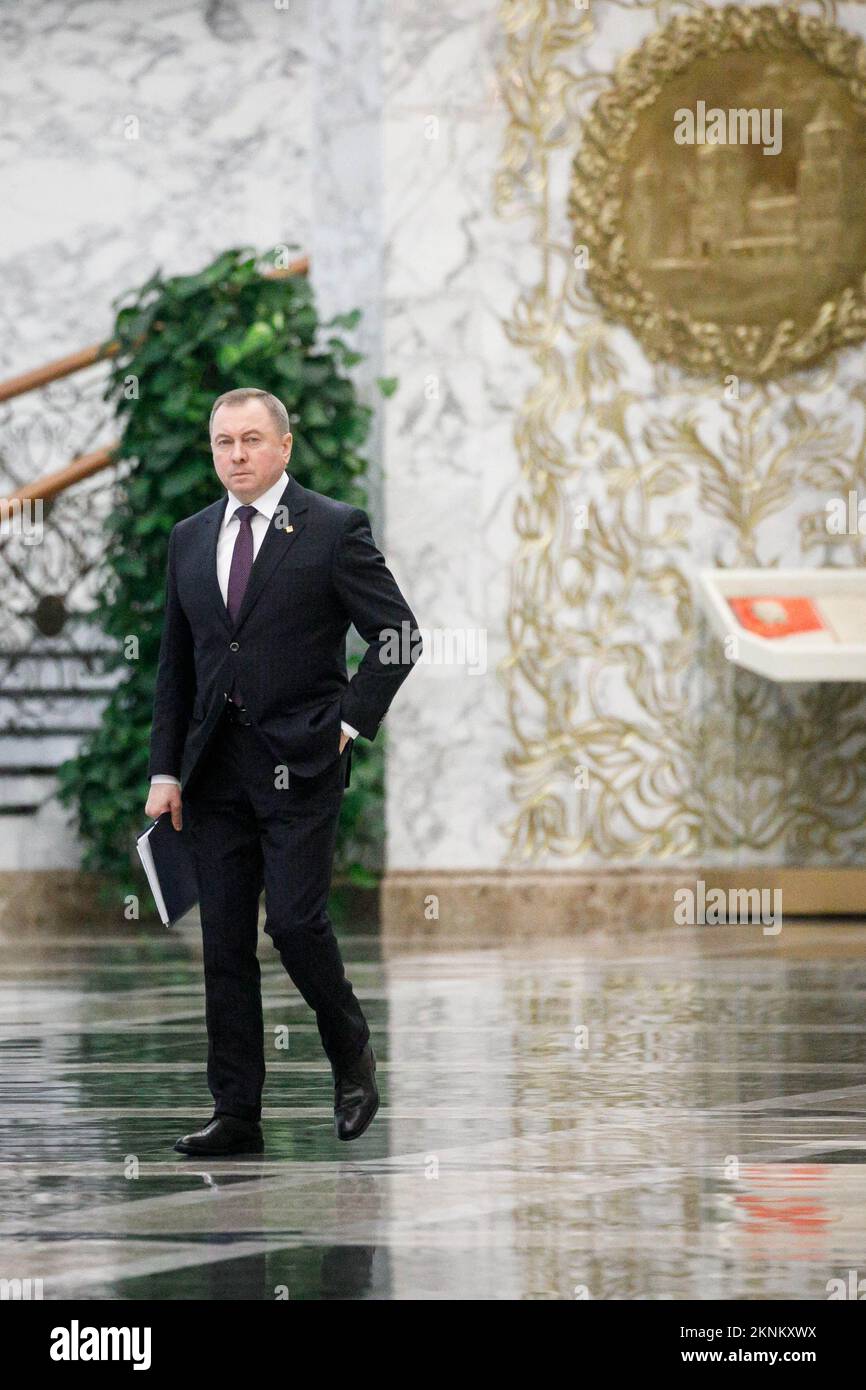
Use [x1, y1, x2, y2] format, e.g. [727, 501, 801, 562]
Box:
[570, 4, 866, 379]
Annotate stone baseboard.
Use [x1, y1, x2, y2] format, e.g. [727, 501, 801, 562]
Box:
[0, 870, 378, 934]
[380, 868, 866, 936]
[3, 867, 865, 935]
[0, 870, 124, 934]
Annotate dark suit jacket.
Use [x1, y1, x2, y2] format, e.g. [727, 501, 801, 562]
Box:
[148, 474, 422, 791]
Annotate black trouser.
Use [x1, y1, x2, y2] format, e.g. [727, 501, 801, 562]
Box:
[183, 702, 369, 1122]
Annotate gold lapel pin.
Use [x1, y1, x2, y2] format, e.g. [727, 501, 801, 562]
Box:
[284, 524, 294, 534]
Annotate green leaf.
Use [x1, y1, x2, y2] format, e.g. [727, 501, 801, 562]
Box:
[325, 309, 362, 331]
[160, 463, 208, 498]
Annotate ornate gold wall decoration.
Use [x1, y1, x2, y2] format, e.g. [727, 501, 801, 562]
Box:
[571, 5, 866, 379]
[496, 0, 866, 867]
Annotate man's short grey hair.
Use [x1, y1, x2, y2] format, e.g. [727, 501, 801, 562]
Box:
[209, 388, 291, 438]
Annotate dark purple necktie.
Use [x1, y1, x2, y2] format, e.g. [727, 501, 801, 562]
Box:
[227, 504, 257, 705]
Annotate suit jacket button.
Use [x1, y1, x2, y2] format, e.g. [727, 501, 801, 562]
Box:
[229, 641, 239, 651]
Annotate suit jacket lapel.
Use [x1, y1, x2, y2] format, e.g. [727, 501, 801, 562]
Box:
[200, 475, 310, 635]
[202, 494, 231, 634]
[234, 476, 308, 631]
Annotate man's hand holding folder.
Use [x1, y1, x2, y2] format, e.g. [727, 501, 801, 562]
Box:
[135, 809, 198, 928]
[145, 781, 183, 831]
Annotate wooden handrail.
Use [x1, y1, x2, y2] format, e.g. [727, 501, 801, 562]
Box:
[0, 256, 309, 405]
[0, 446, 118, 517]
[0, 255, 309, 515]
[0, 344, 119, 405]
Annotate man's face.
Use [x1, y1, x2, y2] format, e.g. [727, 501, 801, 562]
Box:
[210, 399, 292, 503]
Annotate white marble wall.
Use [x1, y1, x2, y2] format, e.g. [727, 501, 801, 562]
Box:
[309, 1, 384, 516]
[0, 0, 528, 873]
[373, 1, 531, 871]
[0, 0, 314, 379]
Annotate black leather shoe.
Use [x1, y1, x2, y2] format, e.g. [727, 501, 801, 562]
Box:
[174, 1115, 264, 1156]
[333, 1042, 379, 1142]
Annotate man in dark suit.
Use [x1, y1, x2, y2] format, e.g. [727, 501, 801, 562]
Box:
[144, 387, 421, 1155]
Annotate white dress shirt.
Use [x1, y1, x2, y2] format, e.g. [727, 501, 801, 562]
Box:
[150, 471, 357, 787]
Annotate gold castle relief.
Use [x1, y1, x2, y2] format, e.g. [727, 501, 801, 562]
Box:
[571, 8, 866, 378]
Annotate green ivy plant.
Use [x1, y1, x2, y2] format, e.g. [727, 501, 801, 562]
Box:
[55, 246, 395, 912]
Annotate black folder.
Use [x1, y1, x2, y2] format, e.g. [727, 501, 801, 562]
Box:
[135, 812, 199, 927]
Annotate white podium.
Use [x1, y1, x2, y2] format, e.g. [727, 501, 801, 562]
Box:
[696, 568, 866, 683]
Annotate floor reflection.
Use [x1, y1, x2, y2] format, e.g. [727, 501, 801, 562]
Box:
[0, 919, 865, 1298]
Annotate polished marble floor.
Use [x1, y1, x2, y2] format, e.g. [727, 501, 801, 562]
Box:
[1, 911, 865, 1299]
